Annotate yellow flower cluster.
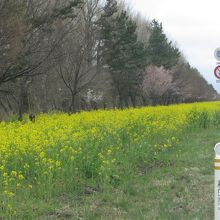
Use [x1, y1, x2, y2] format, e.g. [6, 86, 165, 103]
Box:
[0, 101, 220, 215]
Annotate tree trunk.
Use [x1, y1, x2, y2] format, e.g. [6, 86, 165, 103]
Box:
[18, 78, 30, 121]
[130, 93, 136, 108]
[141, 95, 147, 106]
[0, 99, 9, 114]
[119, 95, 124, 109]
[124, 96, 129, 108]
[41, 74, 48, 113]
[69, 91, 76, 113]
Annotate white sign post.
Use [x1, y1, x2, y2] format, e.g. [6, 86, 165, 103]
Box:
[214, 143, 220, 219]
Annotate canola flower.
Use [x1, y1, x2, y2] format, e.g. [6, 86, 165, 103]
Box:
[0, 101, 220, 216]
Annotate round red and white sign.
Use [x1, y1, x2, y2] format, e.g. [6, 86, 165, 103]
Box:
[214, 66, 220, 79]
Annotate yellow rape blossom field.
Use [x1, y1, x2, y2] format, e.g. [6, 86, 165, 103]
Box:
[1, 101, 220, 218]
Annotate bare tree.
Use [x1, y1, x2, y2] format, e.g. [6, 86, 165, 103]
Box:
[55, 0, 101, 112]
[0, 0, 83, 118]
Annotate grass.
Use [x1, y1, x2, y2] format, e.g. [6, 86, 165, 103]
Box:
[34, 127, 217, 220]
[1, 103, 220, 219]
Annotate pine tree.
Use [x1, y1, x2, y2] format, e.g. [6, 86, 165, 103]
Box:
[147, 19, 180, 69]
[99, 2, 148, 107]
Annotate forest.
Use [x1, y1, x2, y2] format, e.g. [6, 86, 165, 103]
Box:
[0, 0, 218, 120]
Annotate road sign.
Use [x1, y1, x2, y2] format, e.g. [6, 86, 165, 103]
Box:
[214, 48, 220, 61]
[214, 65, 220, 79]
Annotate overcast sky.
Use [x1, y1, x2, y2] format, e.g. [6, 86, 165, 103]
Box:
[125, 0, 220, 93]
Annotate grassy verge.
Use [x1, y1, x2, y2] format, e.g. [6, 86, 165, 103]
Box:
[31, 127, 217, 220]
[1, 103, 220, 219]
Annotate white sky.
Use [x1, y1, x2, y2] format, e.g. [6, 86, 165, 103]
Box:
[125, 0, 220, 93]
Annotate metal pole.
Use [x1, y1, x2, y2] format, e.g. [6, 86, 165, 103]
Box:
[214, 143, 220, 220]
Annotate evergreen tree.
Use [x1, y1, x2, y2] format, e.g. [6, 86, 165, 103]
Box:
[147, 19, 180, 69]
[99, 1, 148, 107]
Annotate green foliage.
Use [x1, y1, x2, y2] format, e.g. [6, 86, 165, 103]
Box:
[99, 2, 148, 105]
[212, 111, 220, 128]
[52, 0, 84, 19]
[31, 0, 83, 28]
[147, 19, 180, 69]
[186, 108, 210, 129]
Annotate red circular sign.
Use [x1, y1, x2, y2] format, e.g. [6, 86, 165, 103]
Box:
[214, 65, 220, 79]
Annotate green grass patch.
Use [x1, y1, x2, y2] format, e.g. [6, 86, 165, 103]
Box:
[23, 128, 217, 220]
[1, 103, 220, 218]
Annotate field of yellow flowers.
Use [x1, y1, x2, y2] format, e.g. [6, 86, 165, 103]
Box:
[1, 101, 220, 217]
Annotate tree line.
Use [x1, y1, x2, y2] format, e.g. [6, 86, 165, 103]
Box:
[0, 0, 218, 119]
